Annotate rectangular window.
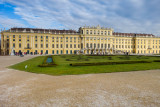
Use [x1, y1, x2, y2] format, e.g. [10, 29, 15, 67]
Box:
[86, 30, 89, 34]
[13, 35, 15, 38]
[46, 44, 48, 48]
[52, 50, 54, 54]
[27, 35, 29, 38]
[19, 35, 21, 38]
[13, 43, 15, 48]
[101, 31, 103, 35]
[56, 37, 59, 42]
[13, 39, 15, 41]
[70, 44, 72, 48]
[35, 36, 37, 38]
[19, 43, 21, 48]
[61, 44, 63, 48]
[90, 30, 92, 34]
[19, 39, 21, 41]
[74, 44, 76, 48]
[52, 44, 54, 48]
[35, 44, 37, 48]
[56, 44, 58, 48]
[70, 50, 72, 54]
[46, 36, 48, 39]
[66, 44, 68, 48]
[41, 44, 43, 48]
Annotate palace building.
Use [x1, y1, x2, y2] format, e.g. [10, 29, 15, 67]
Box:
[1, 25, 160, 55]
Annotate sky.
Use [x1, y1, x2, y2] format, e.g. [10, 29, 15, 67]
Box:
[0, 0, 160, 37]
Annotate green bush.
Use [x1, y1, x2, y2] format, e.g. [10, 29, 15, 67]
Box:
[153, 60, 160, 62]
[66, 59, 72, 61]
[70, 60, 152, 66]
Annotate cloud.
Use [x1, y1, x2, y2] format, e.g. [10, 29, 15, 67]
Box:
[0, 0, 160, 36]
[0, 15, 26, 28]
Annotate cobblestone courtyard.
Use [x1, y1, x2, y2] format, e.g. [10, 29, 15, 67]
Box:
[0, 56, 160, 107]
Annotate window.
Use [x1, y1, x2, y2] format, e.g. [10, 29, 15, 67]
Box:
[101, 44, 103, 48]
[61, 50, 63, 54]
[74, 44, 76, 48]
[108, 31, 110, 35]
[27, 35, 29, 38]
[52, 50, 54, 54]
[70, 44, 72, 48]
[57, 50, 59, 54]
[94, 43, 96, 48]
[86, 30, 89, 34]
[13, 39, 15, 41]
[19, 39, 21, 41]
[61, 44, 63, 48]
[56, 37, 59, 42]
[78, 44, 80, 48]
[98, 44, 100, 48]
[56, 44, 58, 48]
[66, 44, 68, 48]
[7, 35, 9, 38]
[52, 44, 54, 48]
[101, 31, 103, 35]
[86, 43, 89, 48]
[70, 37, 72, 42]
[70, 50, 72, 54]
[41, 36, 43, 39]
[66, 37, 68, 42]
[41, 44, 43, 48]
[46, 44, 48, 48]
[90, 43, 92, 48]
[19, 43, 21, 48]
[66, 50, 68, 54]
[27, 43, 30, 48]
[94, 30, 96, 34]
[19, 35, 21, 38]
[35, 36, 37, 38]
[46, 36, 48, 39]
[98, 31, 100, 35]
[13, 35, 15, 38]
[13, 43, 15, 48]
[90, 30, 92, 34]
[35, 44, 37, 48]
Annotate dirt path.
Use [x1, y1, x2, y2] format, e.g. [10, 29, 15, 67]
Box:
[0, 56, 160, 107]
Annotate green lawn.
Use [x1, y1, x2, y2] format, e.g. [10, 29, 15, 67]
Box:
[9, 55, 160, 76]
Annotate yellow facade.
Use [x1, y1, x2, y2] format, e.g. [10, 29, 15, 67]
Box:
[1, 25, 160, 55]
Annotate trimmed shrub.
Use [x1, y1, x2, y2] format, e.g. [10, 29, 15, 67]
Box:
[70, 60, 152, 66]
[84, 59, 89, 61]
[108, 57, 112, 60]
[66, 59, 72, 61]
[153, 60, 160, 62]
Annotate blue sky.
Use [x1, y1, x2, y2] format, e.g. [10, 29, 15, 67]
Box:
[0, 0, 160, 37]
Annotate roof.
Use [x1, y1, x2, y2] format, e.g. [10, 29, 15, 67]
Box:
[113, 32, 155, 37]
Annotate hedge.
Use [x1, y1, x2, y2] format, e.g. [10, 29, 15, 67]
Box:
[153, 60, 160, 62]
[70, 60, 152, 66]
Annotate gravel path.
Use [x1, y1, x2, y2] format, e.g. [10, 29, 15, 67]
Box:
[0, 56, 160, 107]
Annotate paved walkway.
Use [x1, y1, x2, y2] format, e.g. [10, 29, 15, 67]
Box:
[0, 56, 160, 107]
